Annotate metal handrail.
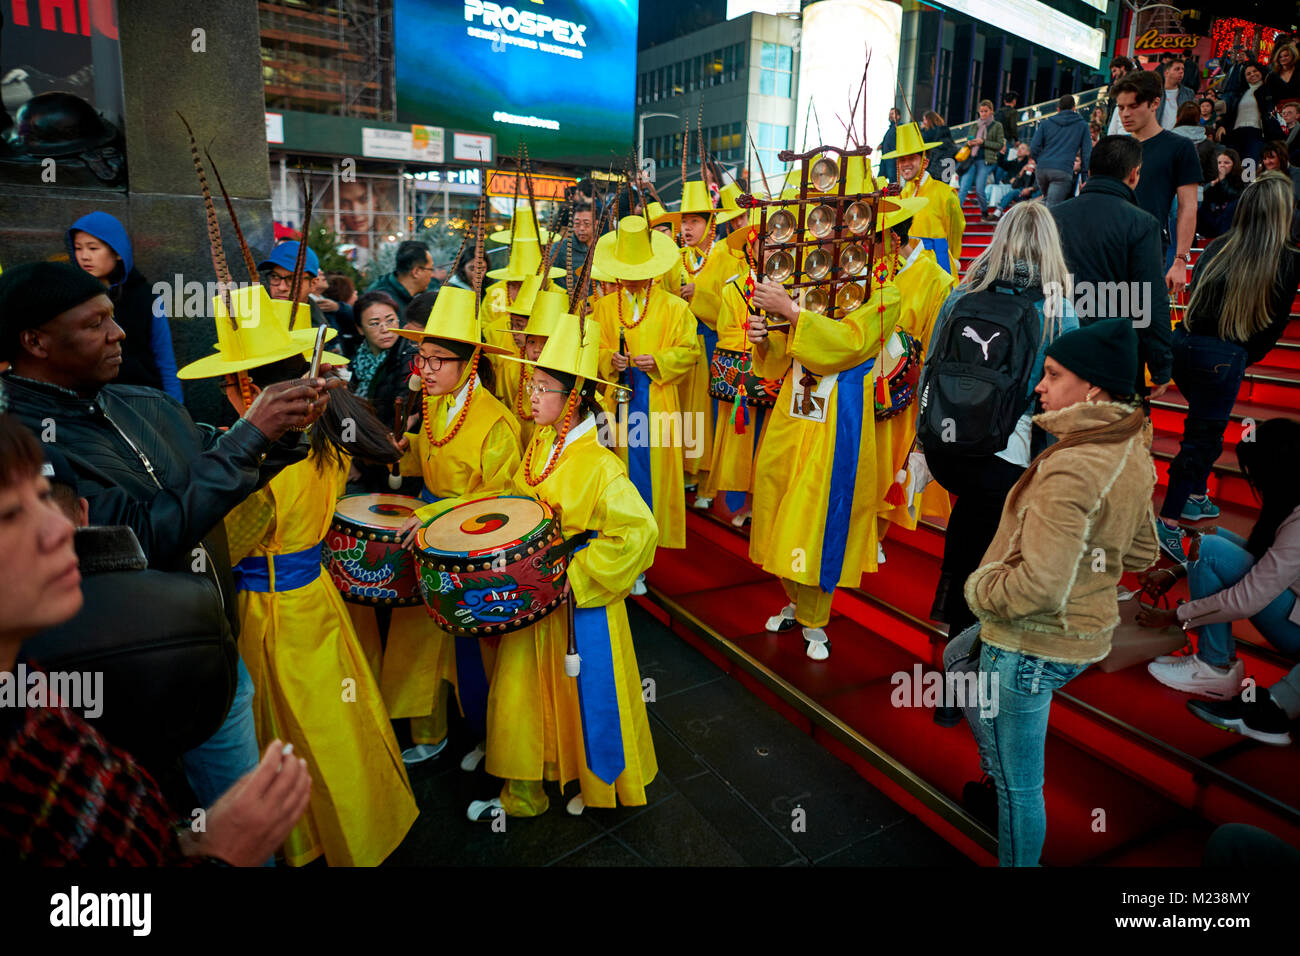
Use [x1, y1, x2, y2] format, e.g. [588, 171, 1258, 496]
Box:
[944, 84, 1112, 144]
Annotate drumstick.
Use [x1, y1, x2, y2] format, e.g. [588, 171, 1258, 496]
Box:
[388, 373, 424, 491]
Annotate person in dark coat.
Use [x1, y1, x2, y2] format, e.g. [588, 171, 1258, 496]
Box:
[66, 211, 182, 401]
[1198, 147, 1245, 240]
[877, 108, 901, 183]
[1050, 135, 1173, 399]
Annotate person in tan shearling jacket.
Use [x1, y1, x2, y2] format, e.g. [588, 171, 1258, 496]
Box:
[949, 319, 1160, 866]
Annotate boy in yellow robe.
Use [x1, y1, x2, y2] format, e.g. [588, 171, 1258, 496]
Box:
[747, 273, 902, 661]
[879, 122, 965, 277]
[470, 318, 659, 820]
[645, 201, 684, 297]
[178, 286, 418, 866]
[389, 287, 521, 767]
[592, 216, 700, 588]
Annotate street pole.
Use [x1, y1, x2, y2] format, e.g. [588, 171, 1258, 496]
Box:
[637, 111, 680, 171]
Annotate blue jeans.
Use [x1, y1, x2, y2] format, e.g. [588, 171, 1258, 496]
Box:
[1188, 529, 1300, 667]
[999, 186, 1039, 210]
[957, 158, 993, 212]
[183, 657, 260, 806]
[1160, 327, 1248, 521]
[974, 643, 1088, 866]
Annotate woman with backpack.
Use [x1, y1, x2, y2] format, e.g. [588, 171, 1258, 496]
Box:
[953, 319, 1160, 866]
[917, 202, 1079, 635]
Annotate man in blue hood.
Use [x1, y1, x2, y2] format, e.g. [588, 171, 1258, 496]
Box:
[1029, 95, 1092, 206]
[67, 211, 183, 401]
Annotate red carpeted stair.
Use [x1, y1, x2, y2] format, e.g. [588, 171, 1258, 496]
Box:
[631, 197, 1300, 866]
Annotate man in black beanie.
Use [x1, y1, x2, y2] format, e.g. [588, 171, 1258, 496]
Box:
[1040, 317, 1141, 404]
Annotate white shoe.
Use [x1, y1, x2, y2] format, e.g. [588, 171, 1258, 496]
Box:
[467, 798, 503, 822]
[684, 482, 698, 493]
[1153, 639, 1195, 664]
[566, 793, 586, 816]
[803, 626, 830, 661]
[460, 743, 486, 772]
[1147, 655, 1244, 699]
[693, 496, 714, 510]
[765, 603, 798, 632]
[401, 738, 447, 765]
[877, 543, 886, 565]
[630, 574, 647, 596]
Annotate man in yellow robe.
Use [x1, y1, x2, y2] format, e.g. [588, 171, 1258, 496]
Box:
[748, 275, 901, 660]
[879, 122, 965, 277]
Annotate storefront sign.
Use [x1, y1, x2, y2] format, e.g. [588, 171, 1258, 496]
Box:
[486, 169, 575, 199]
[453, 132, 495, 163]
[1135, 29, 1198, 52]
[361, 125, 447, 162]
[265, 112, 284, 145]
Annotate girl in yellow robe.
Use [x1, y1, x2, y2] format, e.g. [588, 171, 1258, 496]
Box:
[592, 216, 700, 574]
[747, 276, 902, 660]
[388, 288, 521, 766]
[472, 321, 659, 820]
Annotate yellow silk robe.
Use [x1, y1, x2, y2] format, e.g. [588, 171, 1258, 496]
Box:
[680, 243, 743, 477]
[485, 416, 659, 807]
[594, 286, 699, 549]
[703, 281, 773, 497]
[386, 382, 521, 720]
[749, 283, 902, 588]
[229, 453, 417, 867]
[903, 171, 965, 276]
[874, 248, 958, 532]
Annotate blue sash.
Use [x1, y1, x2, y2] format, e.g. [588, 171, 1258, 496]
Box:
[723, 406, 766, 514]
[697, 318, 719, 422]
[818, 360, 873, 593]
[418, 485, 439, 504]
[626, 367, 654, 510]
[233, 542, 323, 593]
[920, 237, 953, 275]
[573, 606, 626, 785]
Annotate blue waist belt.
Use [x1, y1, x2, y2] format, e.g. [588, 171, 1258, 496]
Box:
[419, 484, 440, 504]
[574, 605, 626, 785]
[920, 237, 953, 275]
[818, 359, 874, 593]
[233, 541, 324, 593]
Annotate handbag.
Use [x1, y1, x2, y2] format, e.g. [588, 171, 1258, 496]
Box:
[1098, 589, 1186, 673]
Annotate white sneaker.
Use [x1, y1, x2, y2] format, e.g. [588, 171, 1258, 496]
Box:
[401, 738, 447, 765]
[1153, 639, 1195, 664]
[803, 626, 830, 661]
[460, 743, 486, 772]
[877, 543, 886, 565]
[1147, 655, 1244, 699]
[566, 793, 586, 816]
[630, 574, 647, 596]
[693, 496, 714, 510]
[467, 798, 503, 822]
[765, 603, 798, 632]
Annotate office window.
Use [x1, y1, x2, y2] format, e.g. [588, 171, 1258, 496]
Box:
[732, 42, 745, 77]
[755, 122, 789, 175]
[706, 48, 723, 87]
[759, 42, 793, 98]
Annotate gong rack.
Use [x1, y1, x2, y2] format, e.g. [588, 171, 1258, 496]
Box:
[738, 144, 900, 321]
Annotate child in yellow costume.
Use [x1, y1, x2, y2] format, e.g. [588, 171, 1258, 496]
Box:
[388, 287, 521, 767]
[645, 201, 683, 297]
[677, 181, 745, 503]
[470, 318, 659, 821]
[748, 255, 902, 661]
[879, 123, 965, 277]
[178, 286, 417, 866]
[592, 216, 700, 581]
[868, 194, 957, 555]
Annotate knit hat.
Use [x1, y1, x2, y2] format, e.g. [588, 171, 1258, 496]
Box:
[0, 261, 109, 360]
[1043, 319, 1139, 397]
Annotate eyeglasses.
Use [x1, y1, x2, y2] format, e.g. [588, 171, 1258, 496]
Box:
[528, 383, 569, 397]
[266, 272, 296, 288]
[363, 316, 398, 330]
[413, 354, 460, 371]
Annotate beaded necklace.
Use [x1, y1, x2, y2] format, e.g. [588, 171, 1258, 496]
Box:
[422, 351, 478, 448]
[681, 217, 715, 277]
[522, 390, 580, 486]
[513, 362, 534, 420]
[616, 284, 650, 330]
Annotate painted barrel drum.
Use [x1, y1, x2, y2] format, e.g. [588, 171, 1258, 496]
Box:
[324, 493, 424, 606]
[708, 346, 785, 408]
[874, 330, 922, 421]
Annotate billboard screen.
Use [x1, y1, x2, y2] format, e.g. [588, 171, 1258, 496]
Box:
[396, 0, 638, 167]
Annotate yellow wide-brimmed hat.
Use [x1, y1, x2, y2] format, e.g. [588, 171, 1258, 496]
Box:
[501, 313, 620, 391]
[505, 272, 555, 317]
[391, 286, 514, 354]
[178, 285, 346, 380]
[523, 288, 568, 337]
[645, 201, 680, 231]
[878, 123, 938, 160]
[488, 207, 555, 245]
[872, 177, 929, 232]
[486, 238, 566, 282]
[593, 215, 681, 281]
[680, 180, 743, 225]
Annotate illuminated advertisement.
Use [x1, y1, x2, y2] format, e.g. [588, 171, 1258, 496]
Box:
[938, 0, 1105, 69]
[395, 0, 638, 166]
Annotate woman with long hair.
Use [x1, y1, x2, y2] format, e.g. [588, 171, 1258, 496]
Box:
[1196, 147, 1244, 239]
[1142, 418, 1300, 712]
[952, 319, 1159, 866]
[1154, 173, 1300, 566]
[1265, 40, 1299, 104]
[920, 202, 1080, 635]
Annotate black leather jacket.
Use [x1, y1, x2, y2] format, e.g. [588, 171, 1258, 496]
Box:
[0, 373, 308, 633]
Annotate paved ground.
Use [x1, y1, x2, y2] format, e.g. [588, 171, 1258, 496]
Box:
[385, 603, 970, 866]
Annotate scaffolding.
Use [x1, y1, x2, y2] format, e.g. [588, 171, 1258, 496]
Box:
[259, 0, 394, 119]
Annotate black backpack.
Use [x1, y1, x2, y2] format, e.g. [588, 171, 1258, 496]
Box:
[917, 281, 1044, 457]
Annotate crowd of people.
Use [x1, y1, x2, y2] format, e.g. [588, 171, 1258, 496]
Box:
[3, 49, 1300, 870]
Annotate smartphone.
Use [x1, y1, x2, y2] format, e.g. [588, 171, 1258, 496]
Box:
[308, 324, 327, 380]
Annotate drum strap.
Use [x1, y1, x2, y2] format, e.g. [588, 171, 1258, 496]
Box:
[232, 541, 324, 593]
[819, 359, 874, 594]
[573, 606, 626, 785]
